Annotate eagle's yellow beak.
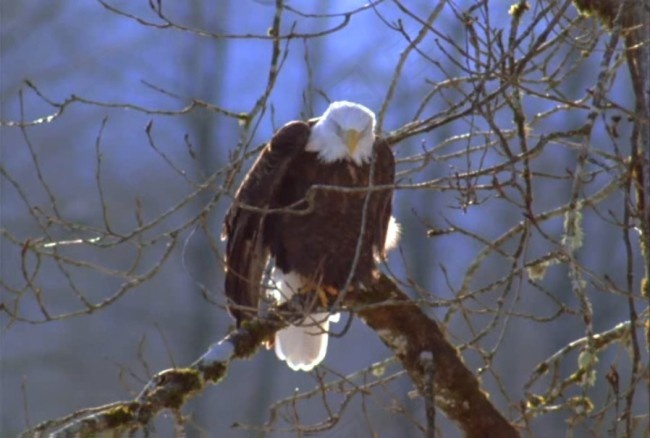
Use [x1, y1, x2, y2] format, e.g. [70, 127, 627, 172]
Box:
[345, 129, 361, 155]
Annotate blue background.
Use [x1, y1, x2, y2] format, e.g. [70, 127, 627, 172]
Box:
[1, 1, 646, 436]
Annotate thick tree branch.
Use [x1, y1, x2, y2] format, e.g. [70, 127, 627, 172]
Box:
[23, 274, 519, 437]
[350, 274, 520, 438]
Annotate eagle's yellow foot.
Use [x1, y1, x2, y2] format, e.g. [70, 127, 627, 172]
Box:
[317, 285, 339, 307]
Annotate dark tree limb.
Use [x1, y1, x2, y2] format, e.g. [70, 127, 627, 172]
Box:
[24, 274, 518, 437]
[350, 274, 519, 438]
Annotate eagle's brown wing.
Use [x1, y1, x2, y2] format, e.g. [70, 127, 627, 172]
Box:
[223, 121, 311, 326]
[372, 138, 396, 258]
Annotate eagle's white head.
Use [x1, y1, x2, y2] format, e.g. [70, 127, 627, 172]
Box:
[306, 101, 376, 165]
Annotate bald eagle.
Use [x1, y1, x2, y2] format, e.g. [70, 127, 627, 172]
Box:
[223, 101, 396, 371]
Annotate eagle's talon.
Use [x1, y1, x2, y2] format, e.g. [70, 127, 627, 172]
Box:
[325, 285, 339, 296]
[316, 285, 338, 307]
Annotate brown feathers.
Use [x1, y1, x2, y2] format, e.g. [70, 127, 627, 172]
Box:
[223, 120, 394, 327]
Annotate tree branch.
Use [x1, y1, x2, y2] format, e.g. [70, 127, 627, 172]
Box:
[23, 273, 519, 437]
[350, 274, 520, 438]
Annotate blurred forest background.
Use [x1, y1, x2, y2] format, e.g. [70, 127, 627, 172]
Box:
[1, 0, 648, 436]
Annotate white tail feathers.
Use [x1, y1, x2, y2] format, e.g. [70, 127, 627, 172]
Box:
[274, 313, 332, 371]
[269, 270, 340, 371]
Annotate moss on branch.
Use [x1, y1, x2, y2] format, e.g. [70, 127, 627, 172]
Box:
[27, 275, 519, 437]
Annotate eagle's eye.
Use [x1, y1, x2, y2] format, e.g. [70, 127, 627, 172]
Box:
[333, 122, 344, 137]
